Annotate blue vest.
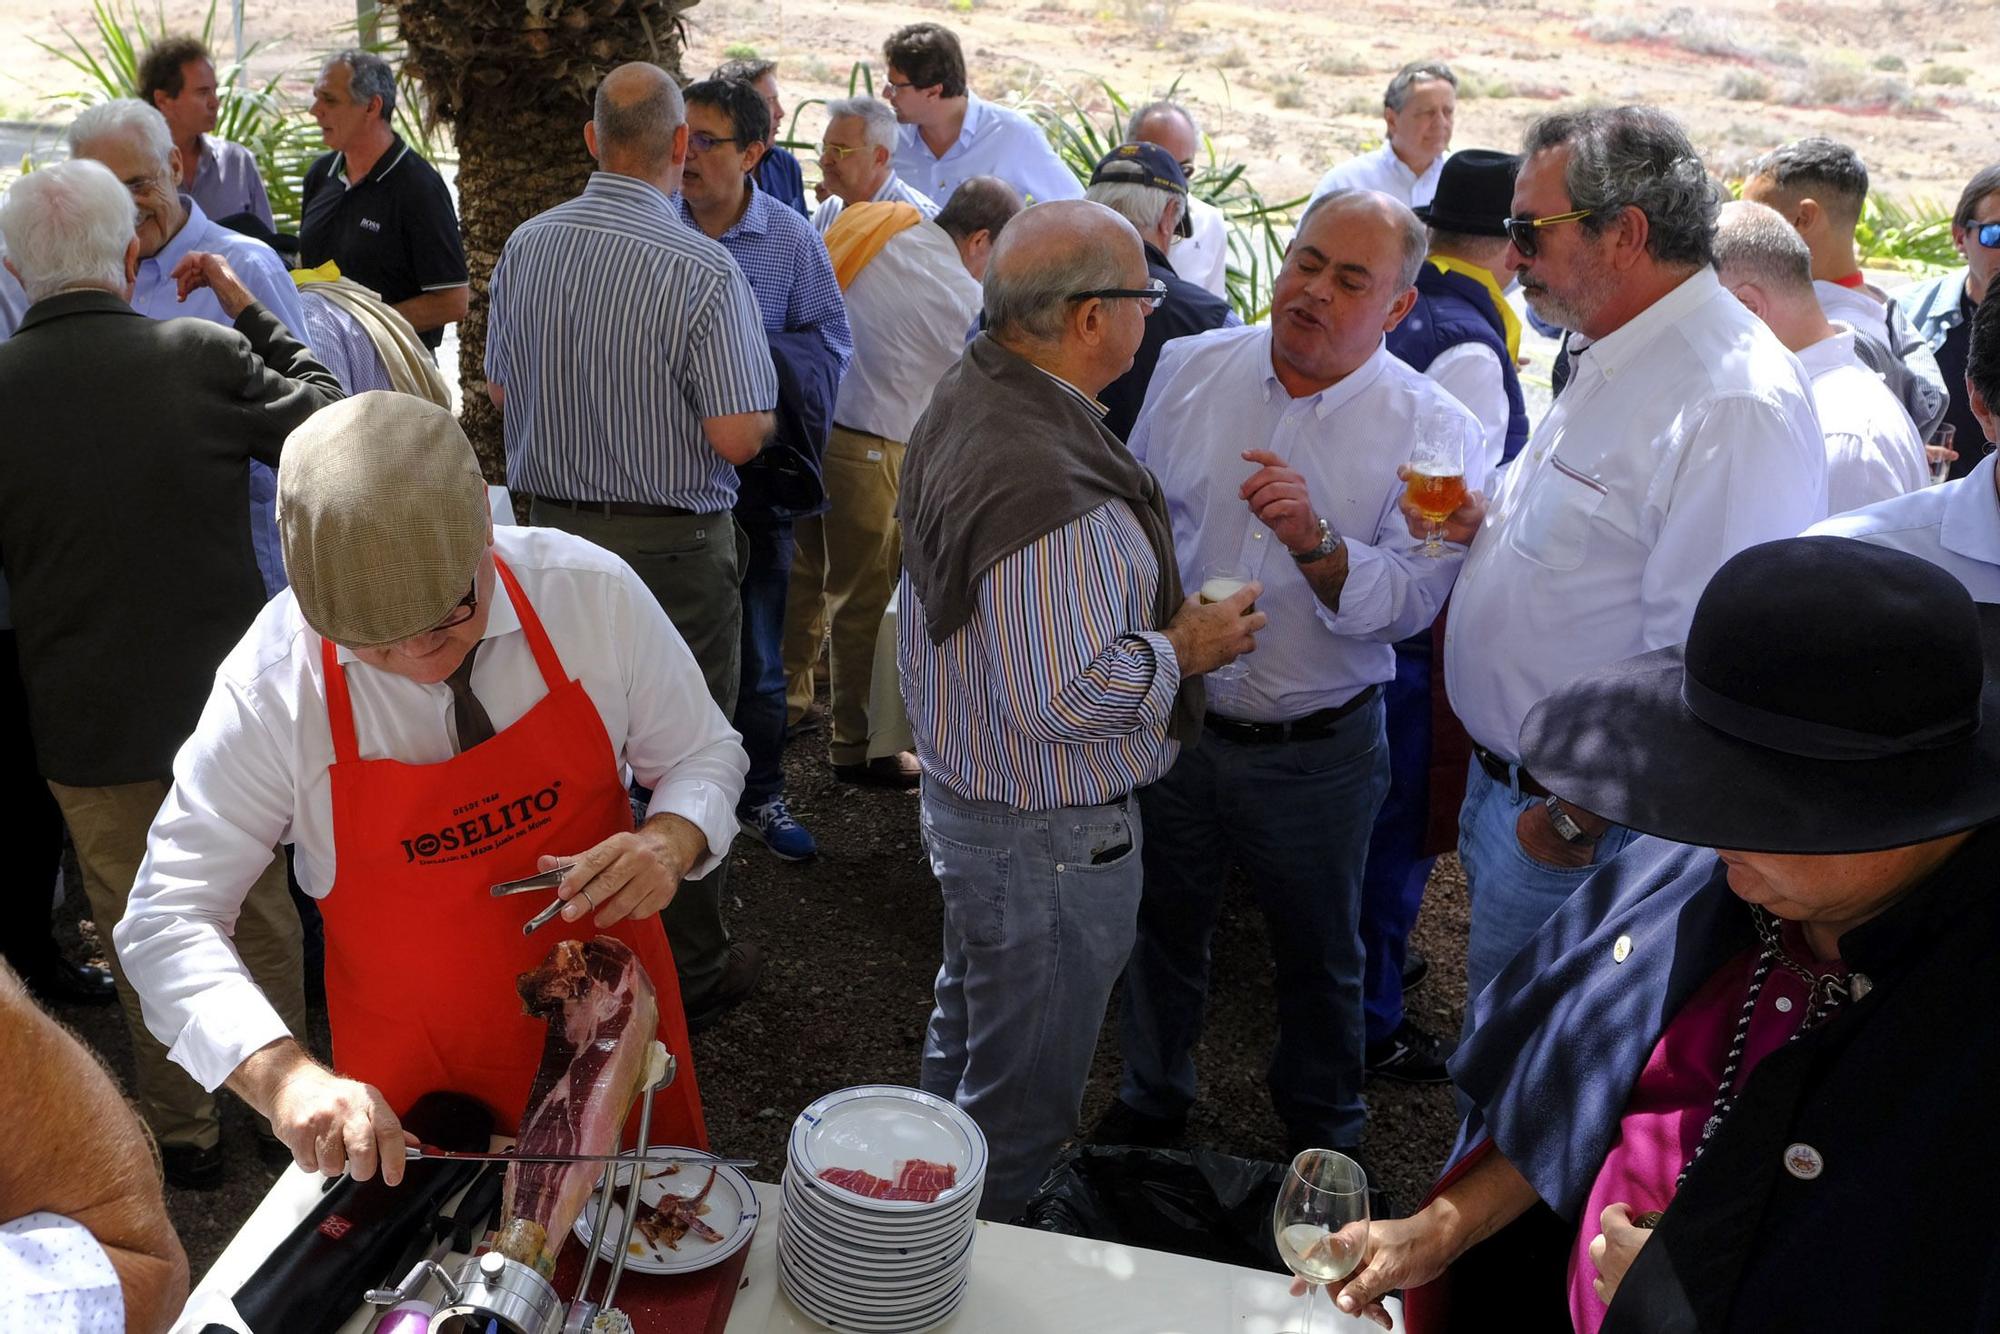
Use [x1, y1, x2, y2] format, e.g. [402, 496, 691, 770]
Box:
[1385, 263, 1529, 465]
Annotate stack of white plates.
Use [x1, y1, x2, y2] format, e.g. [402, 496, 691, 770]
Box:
[777, 1085, 987, 1333]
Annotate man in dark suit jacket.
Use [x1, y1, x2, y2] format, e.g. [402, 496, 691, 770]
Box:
[0, 158, 341, 1189]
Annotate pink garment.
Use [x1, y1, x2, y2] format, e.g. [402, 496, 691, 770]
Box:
[1568, 924, 1843, 1332]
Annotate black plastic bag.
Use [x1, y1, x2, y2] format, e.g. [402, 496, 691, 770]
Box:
[1020, 1145, 1288, 1274]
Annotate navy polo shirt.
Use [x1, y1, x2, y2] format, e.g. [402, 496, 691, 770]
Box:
[300, 133, 467, 348]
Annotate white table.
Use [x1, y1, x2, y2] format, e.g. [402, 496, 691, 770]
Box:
[174, 1172, 1400, 1334]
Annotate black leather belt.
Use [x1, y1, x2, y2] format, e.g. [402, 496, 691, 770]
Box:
[531, 495, 700, 518]
[1472, 743, 1551, 799]
[1204, 684, 1380, 745]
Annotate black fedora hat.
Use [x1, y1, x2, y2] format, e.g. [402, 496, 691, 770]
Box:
[1520, 537, 2000, 854]
[1413, 149, 1521, 238]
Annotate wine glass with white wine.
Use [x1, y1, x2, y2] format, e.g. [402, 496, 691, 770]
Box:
[1272, 1148, 1370, 1334]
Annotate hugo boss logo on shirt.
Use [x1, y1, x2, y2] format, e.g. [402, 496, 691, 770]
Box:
[359, 217, 382, 232]
[399, 780, 564, 863]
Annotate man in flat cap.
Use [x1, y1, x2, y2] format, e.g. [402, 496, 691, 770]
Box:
[116, 392, 746, 1179]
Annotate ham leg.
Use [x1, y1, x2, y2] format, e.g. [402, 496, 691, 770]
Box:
[493, 936, 659, 1277]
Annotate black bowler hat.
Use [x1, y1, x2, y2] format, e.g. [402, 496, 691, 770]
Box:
[1520, 537, 2000, 854]
[1090, 142, 1194, 239]
[1412, 149, 1521, 238]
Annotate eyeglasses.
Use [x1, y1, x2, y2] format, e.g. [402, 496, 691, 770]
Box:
[1502, 208, 1598, 259]
[687, 130, 742, 154]
[1068, 278, 1169, 312]
[1976, 221, 2000, 250]
[820, 141, 860, 160]
[883, 79, 931, 97]
[428, 581, 479, 635]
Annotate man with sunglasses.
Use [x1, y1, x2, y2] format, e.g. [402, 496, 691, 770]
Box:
[1443, 107, 1826, 1007]
[881, 22, 1081, 209]
[1902, 164, 2000, 481]
[116, 393, 744, 1181]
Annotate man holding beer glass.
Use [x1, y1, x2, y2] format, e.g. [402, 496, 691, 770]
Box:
[1093, 189, 1483, 1158]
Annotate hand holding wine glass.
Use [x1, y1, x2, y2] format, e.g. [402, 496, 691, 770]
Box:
[1273, 1149, 1370, 1333]
[1406, 409, 1477, 557]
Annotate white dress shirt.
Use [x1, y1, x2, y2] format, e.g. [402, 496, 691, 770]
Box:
[1169, 194, 1230, 298]
[130, 197, 312, 348]
[813, 172, 938, 234]
[1131, 326, 1471, 721]
[1425, 342, 1509, 478]
[0, 1213, 122, 1334]
[1799, 326, 1927, 515]
[114, 525, 748, 1094]
[892, 93, 1084, 208]
[1445, 268, 1829, 762]
[833, 219, 983, 443]
[1808, 453, 2000, 601]
[1309, 143, 1445, 209]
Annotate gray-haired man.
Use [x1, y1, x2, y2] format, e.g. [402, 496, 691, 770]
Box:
[1126, 100, 1229, 296]
[1310, 61, 1458, 208]
[812, 96, 937, 233]
[301, 49, 467, 348]
[898, 199, 1262, 1220]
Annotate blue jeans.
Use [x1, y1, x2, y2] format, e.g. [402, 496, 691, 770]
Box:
[1120, 694, 1390, 1149]
[1357, 643, 1434, 1044]
[917, 782, 1145, 1223]
[735, 515, 793, 810]
[1458, 757, 1636, 1008]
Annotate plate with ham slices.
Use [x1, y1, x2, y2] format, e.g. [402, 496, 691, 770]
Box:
[778, 1085, 987, 1332]
[572, 1147, 760, 1276]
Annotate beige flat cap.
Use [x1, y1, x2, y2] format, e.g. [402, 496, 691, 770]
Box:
[279, 392, 490, 647]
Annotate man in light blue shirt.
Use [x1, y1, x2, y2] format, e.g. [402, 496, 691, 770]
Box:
[1810, 295, 2000, 601]
[69, 100, 312, 598]
[1095, 190, 1482, 1158]
[882, 22, 1082, 208]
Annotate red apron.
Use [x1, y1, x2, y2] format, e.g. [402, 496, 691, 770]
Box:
[316, 556, 705, 1145]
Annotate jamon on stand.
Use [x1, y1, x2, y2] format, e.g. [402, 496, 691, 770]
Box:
[493, 936, 658, 1278]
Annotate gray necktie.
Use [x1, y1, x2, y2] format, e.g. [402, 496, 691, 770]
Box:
[445, 642, 496, 753]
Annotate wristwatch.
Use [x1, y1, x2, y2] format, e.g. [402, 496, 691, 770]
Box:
[1544, 794, 1590, 844]
[1290, 517, 1341, 565]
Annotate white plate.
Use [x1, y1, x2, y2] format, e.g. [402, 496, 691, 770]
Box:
[778, 1221, 973, 1289]
[790, 1086, 986, 1213]
[571, 1149, 759, 1276]
[779, 1245, 970, 1331]
[785, 1165, 982, 1225]
[783, 1174, 979, 1246]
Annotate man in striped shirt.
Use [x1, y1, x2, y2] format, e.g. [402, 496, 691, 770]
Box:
[485, 62, 778, 1029]
[898, 200, 1263, 1220]
[678, 76, 853, 863]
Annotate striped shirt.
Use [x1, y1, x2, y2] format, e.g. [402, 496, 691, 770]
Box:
[676, 184, 853, 370]
[898, 499, 1182, 811]
[486, 172, 778, 514]
[296, 293, 394, 395]
[812, 172, 939, 234]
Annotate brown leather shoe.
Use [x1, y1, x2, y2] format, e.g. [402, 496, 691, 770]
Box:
[684, 941, 764, 1033]
[832, 751, 921, 790]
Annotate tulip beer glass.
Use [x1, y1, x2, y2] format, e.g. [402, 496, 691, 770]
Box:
[1406, 409, 1471, 557]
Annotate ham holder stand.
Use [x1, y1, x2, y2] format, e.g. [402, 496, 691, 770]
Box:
[369, 1041, 677, 1334]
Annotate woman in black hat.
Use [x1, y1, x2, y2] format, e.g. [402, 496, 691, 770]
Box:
[1313, 536, 2000, 1332]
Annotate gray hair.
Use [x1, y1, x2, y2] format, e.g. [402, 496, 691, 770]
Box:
[1712, 200, 1813, 293]
[826, 96, 897, 155]
[0, 159, 138, 303]
[1385, 61, 1456, 112]
[66, 99, 174, 174]
[1523, 106, 1716, 268]
[984, 236, 1128, 344]
[1085, 179, 1179, 238]
[1298, 188, 1429, 291]
[1125, 99, 1199, 143]
[594, 66, 685, 167]
[324, 49, 396, 120]
[712, 57, 777, 85]
[1749, 137, 1870, 226]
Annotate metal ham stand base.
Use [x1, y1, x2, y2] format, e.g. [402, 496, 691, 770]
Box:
[370, 1042, 677, 1334]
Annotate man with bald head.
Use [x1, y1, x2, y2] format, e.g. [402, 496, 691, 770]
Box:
[1126, 100, 1228, 297]
[1090, 189, 1482, 1158]
[899, 199, 1263, 1219]
[486, 61, 777, 1028]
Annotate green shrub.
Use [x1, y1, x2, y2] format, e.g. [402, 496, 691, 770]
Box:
[1872, 53, 1906, 71]
[1719, 70, 1771, 101]
[723, 41, 760, 60]
[1921, 64, 1971, 86]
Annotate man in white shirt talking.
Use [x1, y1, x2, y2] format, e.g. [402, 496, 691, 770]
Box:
[1310, 62, 1457, 210]
[1443, 107, 1827, 1004]
[1715, 200, 1927, 515]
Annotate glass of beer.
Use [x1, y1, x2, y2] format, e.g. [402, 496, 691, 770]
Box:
[1200, 563, 1252, 682]
[1407, 409, 1471, 557]
[1272, 1148, 1370, 1333]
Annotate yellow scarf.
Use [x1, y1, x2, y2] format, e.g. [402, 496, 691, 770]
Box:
[1428, 255, 1521, 363]
[824, 201, 924, 289]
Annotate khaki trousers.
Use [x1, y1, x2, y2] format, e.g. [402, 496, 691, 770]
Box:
[783, 427, 906, 766]
[48, 777, 305, 1150]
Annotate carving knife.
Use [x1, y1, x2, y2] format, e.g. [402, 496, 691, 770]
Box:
[404, 1144, 755, 1169]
